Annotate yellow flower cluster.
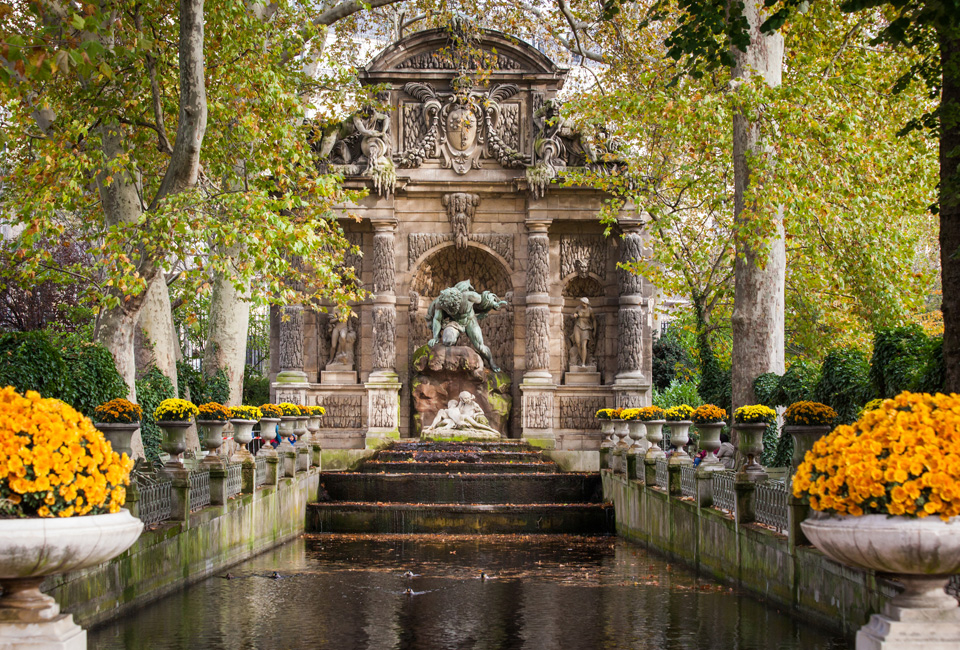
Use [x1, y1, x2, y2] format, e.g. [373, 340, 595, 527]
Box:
[94, 399, 143, 424]
[859, 398, 884, 417]
[636, 406, 665, 422]
[230, 405, 263, 421]
[259, 404, 282, 419]
[665, 404, 694, 421]
[296, 405, 312, 416]
[692, 404, 727, 425]
[154, 398, 199, 422]
[309, 406, 326, 416]
[197, 402, 232, 422]
[792, 392, 960, 521]
[620, 408, 640, 421]
[0, 387, 132, 517]
[277, 402, 302, 417]
[784, 401, 837, 427]
[595, 408, 621, 420]
[734, 404, 776, 424]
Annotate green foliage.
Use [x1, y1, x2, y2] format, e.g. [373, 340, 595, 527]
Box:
[779, 360, 819, 405]
[772, 428, 794, 468]
[652, 326, 696, 390]
[177, 361, 229, 405]
[0, 331, 126, 417]
[915, 336, 945, 393]
[242, 367, 271, 406]
[761, 423, 782, 466]
[753, 373, 781, 409]
[653, 379, 703, 409]
[135, 367, 176, 465]
[697, 328, 732, 416]
[0, 331, 67, 398]
[815, 347, 876, 425]
[871, 325, 929, 398]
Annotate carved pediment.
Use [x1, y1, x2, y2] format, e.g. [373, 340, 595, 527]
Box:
[396, 49, 525, 71]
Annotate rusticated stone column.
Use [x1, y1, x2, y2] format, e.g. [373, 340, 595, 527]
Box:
[365, 219, 401, 448]
[613, 224, 650, 408]
[277, 303, 307, 383]
[520, 221, 556, 447]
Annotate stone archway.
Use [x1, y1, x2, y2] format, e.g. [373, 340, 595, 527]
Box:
[409, 244, 515, 372]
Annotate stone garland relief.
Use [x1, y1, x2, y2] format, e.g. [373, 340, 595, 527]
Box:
[560, 234, 607, 280]
[559, 396, 606, 430]
[525, 306, 551, 371]
[370, 393, 396, 428]
[278, 305, 304, 371]
[526, 233, 549, 295]
[617, 308, 645, 375]
[618, 233, 645, 296]
[408, 233, 514, 267]
[372, 306, 397, 371]
[315, 395, 363, 429]
[373, 231, 396, 294]
[523, 393, 551, 429]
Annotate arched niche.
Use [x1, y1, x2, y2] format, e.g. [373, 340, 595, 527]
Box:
[409, 244, 515, 372]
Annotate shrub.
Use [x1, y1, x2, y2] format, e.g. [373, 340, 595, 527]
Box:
[259, 403, 283, 419]
[914, 336, 945, 394]
[734, 404, 777, 424]
[135, 367, 176, 464]
[691, 404, 727, 424]
[871, 325, 929, 398]
[277, 402, 301, 417]
[784, 401, 838, 427]
[59, 341, 128, 418]
[653, 379, 703, 410]
[815, 347, 875, 425]
[664, 404, 694, 421]
[177, 361, 229, 405]
[0, 331, 67, 400]
[778, 360, 819, 406]
[753, 372, 780, 409]
[636, 405, 665, 421]
[155, 398, 199, 422]
[242, 367, 270, 406]
[230, 405, 263, 421]
[652, 326, 695, 391]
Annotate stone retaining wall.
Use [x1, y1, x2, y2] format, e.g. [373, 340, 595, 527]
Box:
[603, 470, 898, 638]
[45, 469, 319, 628]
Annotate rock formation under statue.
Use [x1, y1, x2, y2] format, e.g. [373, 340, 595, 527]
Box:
[412, 344, 511, 438]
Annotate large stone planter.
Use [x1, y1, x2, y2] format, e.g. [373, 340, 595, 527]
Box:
[94, 422, 140, 459]
[229, 418, 257, 463]
[258, 418, 280, 458]
[696, 422, 725, 471]
[667, 420, 693, 466]
[278, 417, 297, 450]
[784, 424, 832, 475]
[197, 420, 227, 467]
[644, 420, 666, 460]
[733, 422, 769, 481]
[157, 420, 192, 469]
[801, 513, 960, 648]
[0, 510, 143, 649]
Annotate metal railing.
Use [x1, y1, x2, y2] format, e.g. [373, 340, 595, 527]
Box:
[949, 575, 960, 603]
[680, 465, 696, 497]
[755, 480, 789, 534]
[226, 463, 242, 499]
[255, 455, 267, 487]
[655, 458, 668, 489]
[189, 469, 211, 512]
[712, 470, 736, 513]
[137, 475, 172, 526]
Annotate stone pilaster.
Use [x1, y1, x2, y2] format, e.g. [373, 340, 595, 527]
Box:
[521, 221, 557, 448]
[366, 219, 401, 448]
[613, 224, 650, 408]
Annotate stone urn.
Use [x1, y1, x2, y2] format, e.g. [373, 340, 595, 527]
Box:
[667, 420, 694, 465]
[644, 420, 666, 460]
[612, 420, 630, 473]
[0, 510, 143, 648]
[801, 512, 960, 648]
[733, 422, 769, 481]
[625, 420, 647, 480]
[277, 417, 297, 449]
[696, 422, 726, 471]
[94, 422, 140, 460]
[157, 420, 192, 469]
[229, 418, 257, 463]
[600, 429, 615, 470]
[784, 425, 832, 476]
[197, 420, 227, 467]
[258, 418, 280, 457]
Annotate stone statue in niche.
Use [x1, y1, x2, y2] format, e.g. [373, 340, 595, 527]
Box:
[426, 280, 507, 371]
[422, 391, 500, 440]
[569, 297, 597, 368]
[328, 312, 358, 370]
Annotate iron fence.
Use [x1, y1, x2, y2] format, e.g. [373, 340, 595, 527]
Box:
[755, 480, 789, 534]
[137, 475, 172, 526]
[949, 575, 960, 603]
[712, 470, 736, 513]
[255, 455, 267, 487]
[189, 469, 211, 512]
[680, 465, 696, 497]
[226, 463, 242, 499]
[655, 458, 668, 489]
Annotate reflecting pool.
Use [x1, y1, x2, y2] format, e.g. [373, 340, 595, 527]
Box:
[89, 535, 848, 649]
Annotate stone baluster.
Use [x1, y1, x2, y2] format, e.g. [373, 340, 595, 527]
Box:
[520, 221, 557, 447]
[613, 224, 649, 408]
[366, 219, 401, 448]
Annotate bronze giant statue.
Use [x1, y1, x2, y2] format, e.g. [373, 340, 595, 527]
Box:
[426, 280, 507, 371]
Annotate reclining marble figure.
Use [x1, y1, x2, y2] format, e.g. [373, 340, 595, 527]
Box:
[423, 391, 500, 436]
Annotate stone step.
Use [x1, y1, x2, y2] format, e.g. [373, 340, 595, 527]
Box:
[373, 450, 543, 464]
[306, 502, 615, 535]
[319, 472, 603, 504]
[386, 440, 538, 454]
[359, 461, 556, 474]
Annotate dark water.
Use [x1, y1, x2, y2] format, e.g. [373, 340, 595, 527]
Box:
[89, 535, 848, 650]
